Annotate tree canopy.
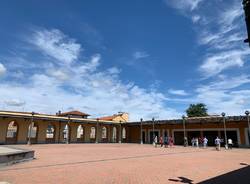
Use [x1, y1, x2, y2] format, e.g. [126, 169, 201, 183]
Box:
[186, 103, 208, 117]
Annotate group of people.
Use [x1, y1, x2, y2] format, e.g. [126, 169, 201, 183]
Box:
[153, 136, 174, 148]
[191, 137, 209, 148]
[153, 135, 234, 150]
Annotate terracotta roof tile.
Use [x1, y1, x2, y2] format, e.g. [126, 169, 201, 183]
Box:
[59, 110, 90, 116]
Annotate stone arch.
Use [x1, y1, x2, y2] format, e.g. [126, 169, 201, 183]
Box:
[6, 121, 18, 144]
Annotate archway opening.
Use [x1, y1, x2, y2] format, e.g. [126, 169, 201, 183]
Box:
[46, 124, 55, 143]
[112, 127, 117, 143]
[6, 121, 18, 144]
[77, 125, 84, 142]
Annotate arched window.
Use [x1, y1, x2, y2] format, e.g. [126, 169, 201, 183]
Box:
[46, 124, 55, 139]
[90, 127, 96, 139]
[6, 121, 18, 138]
[122, 127, 126, 139]
[77, 125, 84, 139]
[112, 127, 117, 142]
[102, 127, 107, 139]
[27, 123, 38, 138]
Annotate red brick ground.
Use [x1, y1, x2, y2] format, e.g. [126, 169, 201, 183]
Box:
[0, 144, 249, 184]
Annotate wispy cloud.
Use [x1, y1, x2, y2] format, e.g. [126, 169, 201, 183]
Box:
[168, 89, 189, 96]
[199, 49, 250, 78]
[133, 51, 149, 60]
[0, 28, 180, 120]
[0, 63, 6, 76]
[164, 0, 204, 12]
[31, 29, 81, 65]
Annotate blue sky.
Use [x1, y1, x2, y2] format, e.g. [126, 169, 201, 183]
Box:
[0, 0, 249, 121]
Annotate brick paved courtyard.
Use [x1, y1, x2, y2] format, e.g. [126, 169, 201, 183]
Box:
[0, 144, 250, 184]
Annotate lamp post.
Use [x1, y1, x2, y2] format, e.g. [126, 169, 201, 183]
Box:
[152, 117, 155, 143]
[243, 0, 250, 46]
[96, 118, 99, 144]
[119, 120, 122, 144]
[66, 115, 71, 144]
[221, 112, 228, 149]
[140, 118, 143, 144]
[182, 115, 187, 147]
[245, 110, 250, 145]
[27, 111, 35, 145]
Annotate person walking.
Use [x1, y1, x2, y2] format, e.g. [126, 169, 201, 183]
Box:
[215, 137, 221, 151]
[169, 137, 174, 147]
[184, 137, 188, 147]
[154, 136, 158, 148]
[228, 138, 233, 149]
[191, 137, 195, 147]
[159, 136, 163, 147]
[195, 137, 199, 148]
[203, 137, 208, 148]
[164, 136, 168, 148]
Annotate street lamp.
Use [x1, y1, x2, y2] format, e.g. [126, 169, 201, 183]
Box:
[182, 115, 187, 147]
[221, 112, 228, 149]
[140, 118, 143, 144]
[66, 115, 71, 144]
[245, 110, 250, 145]
[27, 111, 35, 145]
[152, 117, 155, 143]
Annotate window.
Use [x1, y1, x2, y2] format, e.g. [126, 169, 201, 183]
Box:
[102, 127, 107, 139]
[122, 128, 126, 139]
[46, 124, 55, 138]
[112, 127, 117, 141]
[6, 121, 18, 138]
[27, 124, 38, 138]
[90, 127, 96, 139]
[77, 125, 84, 139]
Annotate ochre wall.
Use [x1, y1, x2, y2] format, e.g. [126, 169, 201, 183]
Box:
[0, 116, 249, 146]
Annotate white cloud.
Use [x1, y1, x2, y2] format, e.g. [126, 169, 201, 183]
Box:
[165, 0, 204, 11]
[0, 28, 180, 121]
[199, 50, 250, 78]
[192, 15, 201, 23]
[0, 63, 6, 76]
[4, 99, 26, 107]
[31, 29, 81, 65]
[168, 89, 189, 96]
[133, 51, 149, 60]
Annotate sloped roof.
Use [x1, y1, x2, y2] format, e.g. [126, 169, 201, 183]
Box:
[98, 115, 117, 121]
[59, 110, 90, 116]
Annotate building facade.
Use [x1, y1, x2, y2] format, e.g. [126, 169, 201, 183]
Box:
[0, 111, 249, 147]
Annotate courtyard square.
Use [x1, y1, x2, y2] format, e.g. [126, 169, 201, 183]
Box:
[0, 144, 250, 184]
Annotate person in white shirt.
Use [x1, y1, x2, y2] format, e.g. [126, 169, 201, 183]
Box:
[215, 137, 221, 151]
[228, 138, 233, 149]
[203, 137, 208, 148]
[191, 138, 195, 147]
[154, 136, 158, 148]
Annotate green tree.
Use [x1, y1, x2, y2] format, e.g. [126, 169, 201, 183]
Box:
[186, 103, 208, 117]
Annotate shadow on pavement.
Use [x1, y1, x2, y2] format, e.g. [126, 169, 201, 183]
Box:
[198, 165, 250, 184]
[168, 177, 194, 184]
